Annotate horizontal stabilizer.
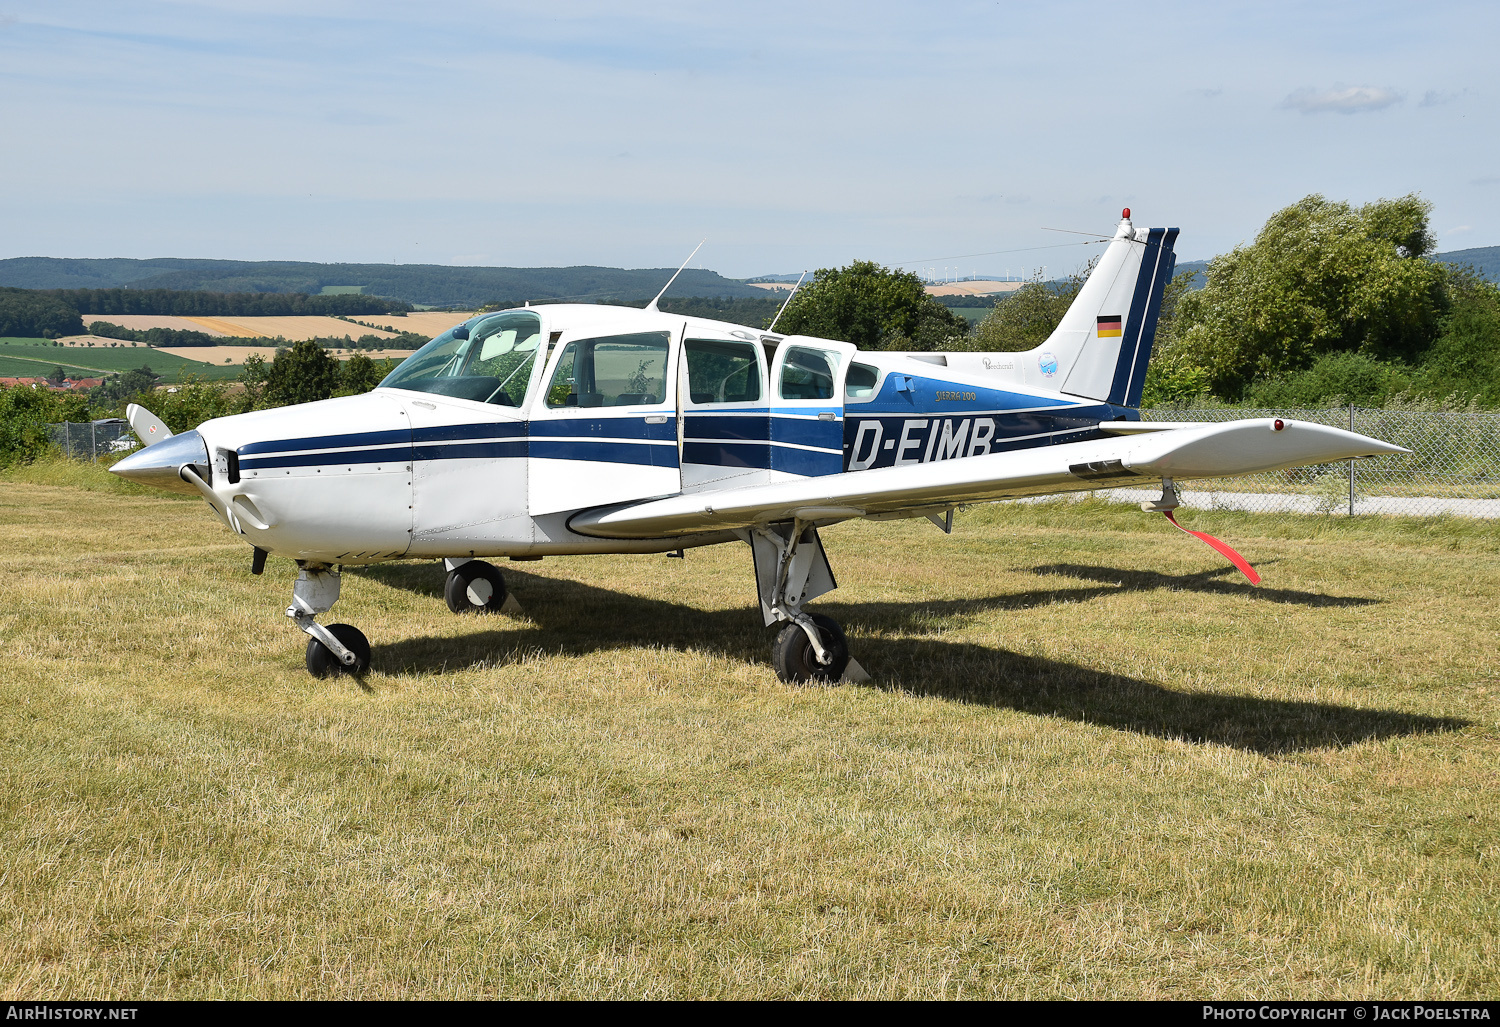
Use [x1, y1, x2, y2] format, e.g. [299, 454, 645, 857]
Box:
[569, 419, 1407, 539]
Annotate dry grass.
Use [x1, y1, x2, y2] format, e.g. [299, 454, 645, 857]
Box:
[2, 460, 1498, 999]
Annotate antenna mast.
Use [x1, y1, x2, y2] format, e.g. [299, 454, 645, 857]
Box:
[645, 240, 706, 312]
[767, 271, 808, 333]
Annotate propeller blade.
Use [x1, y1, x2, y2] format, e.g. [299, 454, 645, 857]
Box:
[1163, 510, 1261, 585]
[126, 403, 172, 448]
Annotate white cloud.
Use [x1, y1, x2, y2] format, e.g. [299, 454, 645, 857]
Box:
[1281, 85, 1403, 114]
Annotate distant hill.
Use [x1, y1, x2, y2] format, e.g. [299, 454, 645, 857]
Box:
[1435, 245, 1500, 280]
[0, 257, 768, 307]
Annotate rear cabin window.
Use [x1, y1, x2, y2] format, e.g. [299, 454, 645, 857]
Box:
[685, 339, 762, 404]
[546, 332, 671, 408]
[845, 362, 879, 399]
[778, 346, 840, 401]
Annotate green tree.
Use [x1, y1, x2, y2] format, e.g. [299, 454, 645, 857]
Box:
[1409, 268, 1500, 405]
[263, 340, 341, 406]
[1173, 194, 1448, 398]
[0, 384, 84, 466]
[130, 375, 238, 434]
[964, 262, 1094, 353]
[336, 352, 392, 396]
[238, 354, 268, 411]
[91, 365, 160, 405]
[770, 261, 969, 351]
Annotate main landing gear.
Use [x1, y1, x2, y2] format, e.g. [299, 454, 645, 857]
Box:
[749, 522, 857, 685]
[443, 558, 508, 614]
[287, 566, 370, 678]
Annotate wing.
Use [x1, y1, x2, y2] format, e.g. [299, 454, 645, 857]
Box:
[568, 418, 1407, 540]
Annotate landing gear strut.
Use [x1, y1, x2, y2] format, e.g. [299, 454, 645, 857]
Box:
[288, 566, 370, 678]
[443, 558, 508, 614]
[750, 522, 853, 684]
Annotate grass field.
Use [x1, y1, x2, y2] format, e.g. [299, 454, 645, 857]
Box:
[2, 460, 1499, 998]
[949, 306, 992, 324]
[0, 339, 242, 380]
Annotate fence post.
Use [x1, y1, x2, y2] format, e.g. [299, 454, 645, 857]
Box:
[1348, 403, 1356, 517]
[64, 421, 70, 457]
[91, 421, 97, 462]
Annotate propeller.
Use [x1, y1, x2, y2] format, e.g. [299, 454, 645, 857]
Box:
[126, 403, 172, 448]
[1143, 479, 1261, 585]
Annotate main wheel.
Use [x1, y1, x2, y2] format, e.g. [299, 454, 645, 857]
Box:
[771, 614, 850, 684]
[306, 623, 371, 679]
[445, 561, 507, 614]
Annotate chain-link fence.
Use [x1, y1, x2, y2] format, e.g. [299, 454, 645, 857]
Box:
[1112, 407, 1500, 518]
[46, 421, 138, 462]
[47, 409, 1500, 518]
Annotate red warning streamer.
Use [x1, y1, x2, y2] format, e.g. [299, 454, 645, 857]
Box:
[1163, 511, 1262, 585]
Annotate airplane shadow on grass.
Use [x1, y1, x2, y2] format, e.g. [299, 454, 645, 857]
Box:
[351, 563, 1456, 756]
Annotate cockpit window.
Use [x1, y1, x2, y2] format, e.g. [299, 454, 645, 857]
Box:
[545, 332, 670, 408]
[379, 311, 542, 406]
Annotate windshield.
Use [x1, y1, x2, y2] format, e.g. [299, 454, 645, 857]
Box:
[379, 311, 543, 406]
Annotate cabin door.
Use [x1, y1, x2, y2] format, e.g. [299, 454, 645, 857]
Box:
[766, 336, 857, 480]
[526, 328, 682, 517]
[679, 331, 772, 494]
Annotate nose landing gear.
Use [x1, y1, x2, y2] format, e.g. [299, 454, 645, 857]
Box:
[288, 566, 370, 678]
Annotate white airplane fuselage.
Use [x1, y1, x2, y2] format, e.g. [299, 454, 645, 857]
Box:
[147, 300, 1140, 565]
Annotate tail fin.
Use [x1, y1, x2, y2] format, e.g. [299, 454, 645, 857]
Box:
[1024, 212, 1178, 408]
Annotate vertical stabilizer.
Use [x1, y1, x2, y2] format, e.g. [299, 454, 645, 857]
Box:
[1014, 211, 1177, 408]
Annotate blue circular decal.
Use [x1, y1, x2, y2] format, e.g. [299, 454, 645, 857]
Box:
[1038, 352, 1058, 377]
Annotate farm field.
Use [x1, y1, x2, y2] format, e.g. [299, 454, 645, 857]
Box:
[1, 465, 1498, 998]
[78, 315, 403, 342]
[154, 345, 416, 366]
[949, 306, 992, 324]
[0, 339, 240, 380]
[926, 281, 1024, 297]
[75, 315, 231, 336]
[341, 311, 471, 336]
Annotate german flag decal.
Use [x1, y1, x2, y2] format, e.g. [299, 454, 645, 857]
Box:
[1097, 315, 1123, 338]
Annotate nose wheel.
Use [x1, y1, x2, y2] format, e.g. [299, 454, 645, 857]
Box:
[445, 560, 508, 614]
[306, 623, 371, 678]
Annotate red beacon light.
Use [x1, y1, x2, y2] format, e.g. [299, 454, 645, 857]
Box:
[1273, 419, 1285, 432]
[1122, 207, 1131, 220]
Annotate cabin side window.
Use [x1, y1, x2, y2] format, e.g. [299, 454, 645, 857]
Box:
[684, 339, 762, 405]
[778, 346, 840, 401]
[845, 362, 880, 400]
[379, 311, 542, 406]
[545, 332, 672, 408]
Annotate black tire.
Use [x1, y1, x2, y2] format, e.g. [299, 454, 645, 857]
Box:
[771, 614, 850, 684]
[306, 623, 371, 679]
[444, 561, 507, 614]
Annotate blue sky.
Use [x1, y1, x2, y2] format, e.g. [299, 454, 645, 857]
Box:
[1, 1, 1495, 277]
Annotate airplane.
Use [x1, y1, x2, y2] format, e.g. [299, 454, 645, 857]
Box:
[111, 210, 1407, 683]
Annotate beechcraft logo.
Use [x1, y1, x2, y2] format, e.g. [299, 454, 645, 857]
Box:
[1097, 314, 1123, 338]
